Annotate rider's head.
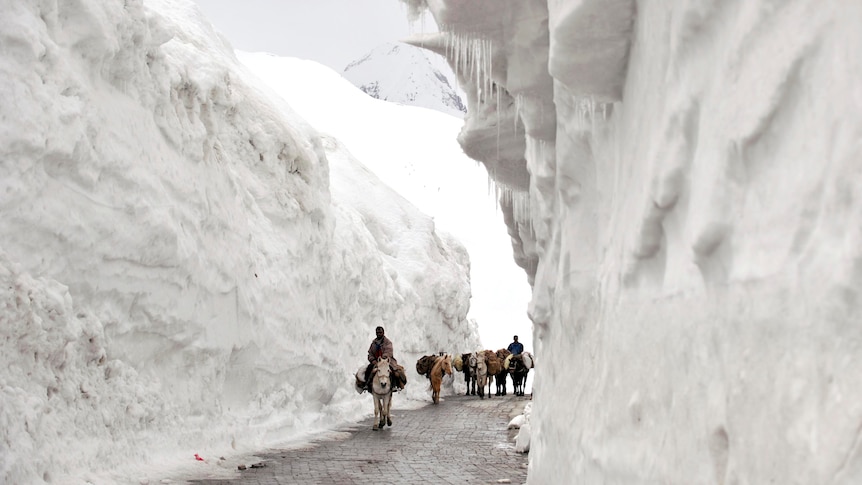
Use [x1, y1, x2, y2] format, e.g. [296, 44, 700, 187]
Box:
[376, 326, 384, 338]
[513, 335, 518, 341]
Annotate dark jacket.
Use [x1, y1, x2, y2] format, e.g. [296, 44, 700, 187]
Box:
[507, 342, 524, 355]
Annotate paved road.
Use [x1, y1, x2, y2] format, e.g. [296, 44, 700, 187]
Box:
[186, 393, 530, 485]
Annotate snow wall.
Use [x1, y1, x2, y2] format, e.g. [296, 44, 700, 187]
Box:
[403, 0, 862, 483]
[0, 0, 477, 482]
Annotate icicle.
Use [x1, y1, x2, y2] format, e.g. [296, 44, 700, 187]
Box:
[475, 36, 482, 101]
[462, 36, 466, 82]
[505, 189, 528, 223]
[485, 41, 490, 105]
[454, 34, 461, 80]
[445, 31, 451, 71]
[481, 36, 487, 104]
[495, 84, 501, 162]
[451, 31, 457, 75]
[487, 38, 493, 99]
[467, 33, 472, 77]
[514, 94, 522, 133]
[469, 33, 475, 88]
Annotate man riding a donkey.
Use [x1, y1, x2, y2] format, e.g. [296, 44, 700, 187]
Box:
[359, 326, 407, 392]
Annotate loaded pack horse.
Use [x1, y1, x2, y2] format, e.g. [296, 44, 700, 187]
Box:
[475, 351, 488, 399]
[494, 349, 512, 396]
[458, 352, 478, 395]
[428, 354, 453, 404]
[482, 350, 503, 398]
[509, 352, 533, 396]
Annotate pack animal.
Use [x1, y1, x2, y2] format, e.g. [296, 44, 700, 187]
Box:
[368, 357, 394, 429]
[428, 354, 453, 404]
[483, 350, 502, 398]
[495, 349, 512, 396]
[475, 351, 488, 399]
[459, 352, 477, 396]
[509, 352, 533, 397]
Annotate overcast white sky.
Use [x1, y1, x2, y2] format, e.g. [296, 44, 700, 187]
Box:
[194, 0, 436, 71]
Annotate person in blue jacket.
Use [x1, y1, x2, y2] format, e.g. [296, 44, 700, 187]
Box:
[507, 335, 523, 355]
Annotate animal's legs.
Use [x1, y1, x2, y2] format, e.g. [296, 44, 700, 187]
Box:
[373, 396, 380, 430]
[384, 393, 392, 427]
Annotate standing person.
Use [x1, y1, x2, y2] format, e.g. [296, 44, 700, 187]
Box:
[507, 335, 524, 355]
[364, 326, 401, 390]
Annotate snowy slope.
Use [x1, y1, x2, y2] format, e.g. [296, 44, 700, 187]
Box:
[343, 42, 466, 118]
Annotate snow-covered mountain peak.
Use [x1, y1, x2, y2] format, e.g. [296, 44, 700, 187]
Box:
[343, 41, 466, 118]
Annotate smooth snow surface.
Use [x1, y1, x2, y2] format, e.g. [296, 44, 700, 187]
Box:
[404, 0, 862, 483]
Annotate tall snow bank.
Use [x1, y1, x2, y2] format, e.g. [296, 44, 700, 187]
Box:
[0, 0, 475, 482]
[547, 0, 635, 102]
[405, 0, 862, 483]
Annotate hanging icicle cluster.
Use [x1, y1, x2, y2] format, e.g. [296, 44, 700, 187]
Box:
[498, 184, 531, 225]
[572, 96, 612, 130]
[442, 29, 496, 105]
[440, 27, 535, 227]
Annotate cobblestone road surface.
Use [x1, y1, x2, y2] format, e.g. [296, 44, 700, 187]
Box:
[186, 393, 530, 485]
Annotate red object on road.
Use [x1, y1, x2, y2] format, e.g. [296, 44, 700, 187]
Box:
[194, 454, 204, 461]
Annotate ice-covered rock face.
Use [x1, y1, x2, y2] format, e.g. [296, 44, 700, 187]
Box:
[406, 0, 862, 483]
